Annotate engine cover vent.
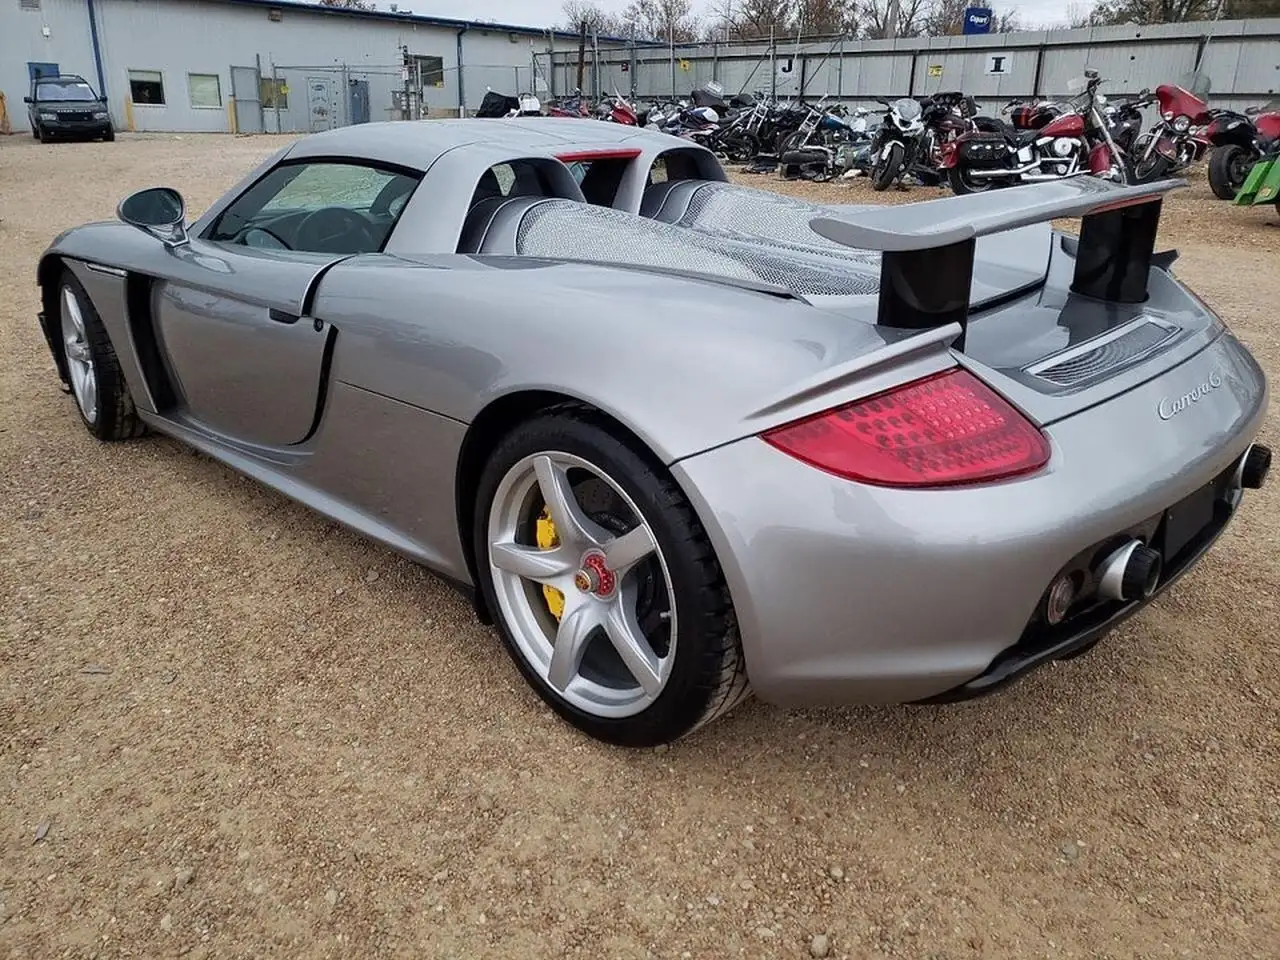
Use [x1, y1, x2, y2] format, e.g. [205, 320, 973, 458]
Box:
[1025, 316, 1181, 388]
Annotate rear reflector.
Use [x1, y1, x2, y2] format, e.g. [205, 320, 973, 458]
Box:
[761, 368, 1051, 488]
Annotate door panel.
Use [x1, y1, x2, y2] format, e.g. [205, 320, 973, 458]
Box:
[150, 241, 343, 447]
[231, 66, 264, 134]
[306, 76, 336, 131]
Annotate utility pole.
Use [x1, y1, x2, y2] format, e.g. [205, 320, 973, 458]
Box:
[886, 0, 900, 40]
[401, 44, 412, 120]
[576, 20, 587, 94]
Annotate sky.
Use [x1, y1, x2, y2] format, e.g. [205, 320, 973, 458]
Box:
[356, 0, 1079, 32]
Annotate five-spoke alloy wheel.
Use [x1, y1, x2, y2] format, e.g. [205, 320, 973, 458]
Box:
[56, 269, 146, 442]
[474, 408, 749, 747]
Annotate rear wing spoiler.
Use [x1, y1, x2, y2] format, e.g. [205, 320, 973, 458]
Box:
[808, 177, 1186, 346]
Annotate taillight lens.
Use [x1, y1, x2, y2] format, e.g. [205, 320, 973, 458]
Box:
[761, 368, 1051, 488]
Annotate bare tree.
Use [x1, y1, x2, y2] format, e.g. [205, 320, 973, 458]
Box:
[792, 0, 859, 34]
[1088, 0, 1222, 23]
[723, 0, 796, 38]
[560, 0, 624, 34]
[857, 0, 927, 37]
[623, 0, 702, 41]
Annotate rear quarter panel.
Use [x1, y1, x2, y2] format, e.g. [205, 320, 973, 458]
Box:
[307, 253, 955, 464]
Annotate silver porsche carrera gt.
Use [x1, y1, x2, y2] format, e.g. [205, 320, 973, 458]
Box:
[35, 118, 1271, 746]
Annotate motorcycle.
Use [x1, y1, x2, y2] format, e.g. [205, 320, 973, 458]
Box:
[940, 70, 1133, 194]
[867, 96, 928, 191]
[1130, 84, 1213, 181]
[1204, 100, 1280, 200]
[546, 92, 591, 118]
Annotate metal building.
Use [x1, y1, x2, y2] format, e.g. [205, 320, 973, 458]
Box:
[2, 0, 631, 133]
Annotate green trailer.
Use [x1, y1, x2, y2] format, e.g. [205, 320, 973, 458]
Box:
[1233, 153, 1280, 210]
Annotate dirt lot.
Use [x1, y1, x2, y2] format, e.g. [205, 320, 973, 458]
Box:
[1, 132, 1278, 960]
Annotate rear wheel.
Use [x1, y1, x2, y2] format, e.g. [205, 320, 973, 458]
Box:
[872, 141, 905, 191]
[57, 269, 146, 442]
[946, 164, 995, 194]
[474, 407, 749, 747]
[1209, 144, 1252, 200]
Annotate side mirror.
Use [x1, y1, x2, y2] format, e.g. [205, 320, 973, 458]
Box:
[117, 187, 190, 247]
[24, 96, 33, 104]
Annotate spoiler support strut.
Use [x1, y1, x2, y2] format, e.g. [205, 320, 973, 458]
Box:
[809, 177, 1186, 345]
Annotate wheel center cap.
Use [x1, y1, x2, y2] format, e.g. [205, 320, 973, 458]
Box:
[575, 552, 616, 598]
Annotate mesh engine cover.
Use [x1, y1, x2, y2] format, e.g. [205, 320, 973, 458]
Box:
[670, 182, 884, 268]
[513, 200, 880, 298]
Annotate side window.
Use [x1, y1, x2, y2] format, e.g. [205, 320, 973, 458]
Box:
[206, 161, 421, 255]
[468, 160, 556, 206]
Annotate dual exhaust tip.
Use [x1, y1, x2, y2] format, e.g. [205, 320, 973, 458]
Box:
[1097, 539, 1163, 604]
[1054, 443, 1271, 618]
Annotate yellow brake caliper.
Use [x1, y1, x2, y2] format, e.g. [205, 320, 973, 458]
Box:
[536, 507, 566, 621]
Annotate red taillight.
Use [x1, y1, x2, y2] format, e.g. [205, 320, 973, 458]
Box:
[761, 368, 1051, 488]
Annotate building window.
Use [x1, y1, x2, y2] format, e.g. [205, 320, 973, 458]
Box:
[413, 55, 444, 88]
[260, 77, 288, 110]
[128, 70, 165, 105]
[188, 73, 222, 108]
[20, 0, 42, 11]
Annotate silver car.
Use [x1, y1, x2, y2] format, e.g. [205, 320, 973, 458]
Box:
[34, 119, 1271, 746]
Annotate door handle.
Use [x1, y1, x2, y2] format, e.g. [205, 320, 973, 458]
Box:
[269, 308, 300, 324]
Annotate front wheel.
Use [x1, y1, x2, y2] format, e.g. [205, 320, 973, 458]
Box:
[871, 141, 905, 191]
[474, 407, 750, 747]
[1209, 144, 1253, 200]
[1132, 151, 1172, 183]
[56, 268, 147, 441]
[102, 126, 115, 142]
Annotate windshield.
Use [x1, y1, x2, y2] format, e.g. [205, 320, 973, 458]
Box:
[894, 98, 921, 121]
[36, 80, 98, 101]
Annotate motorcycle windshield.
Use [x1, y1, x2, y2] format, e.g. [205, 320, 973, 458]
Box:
[894, 98, 921, 121]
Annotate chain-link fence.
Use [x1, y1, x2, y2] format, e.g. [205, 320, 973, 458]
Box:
[229, 57, 553, 134]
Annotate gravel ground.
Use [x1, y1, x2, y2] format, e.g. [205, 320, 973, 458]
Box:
[1, 132, 1278, 960]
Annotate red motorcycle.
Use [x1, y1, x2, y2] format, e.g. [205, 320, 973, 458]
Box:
[597, 92, 640, 126]
[1130, 84, 1213, 181]
[941, 70, 1132, 193]
[547, 92, 591, 118]
[1204, 100, 1280, 199]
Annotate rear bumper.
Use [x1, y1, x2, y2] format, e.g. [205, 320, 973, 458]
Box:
[916, 452, 1250, 703]
[671, 330, 1269, 708]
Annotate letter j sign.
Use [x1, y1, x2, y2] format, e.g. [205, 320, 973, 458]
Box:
[984, 53, 1011, 75]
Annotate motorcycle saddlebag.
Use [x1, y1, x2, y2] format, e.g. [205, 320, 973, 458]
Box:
[957, 133, 1013, 166]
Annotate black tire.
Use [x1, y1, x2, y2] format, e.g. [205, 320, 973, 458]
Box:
[1209, 144, 1251, 200]
[472, 405, 750, 747]
[946, 165, 996, 194]
[1132, 152, 1173, 184]
[103, 126, 115, 142]
[872, 141, 905, 191]
[56, 268, 147, 442]
[35, 125, 47, 143]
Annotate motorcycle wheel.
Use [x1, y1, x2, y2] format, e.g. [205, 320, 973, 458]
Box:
[1132, 152, 1173, 183]
[872, 141, 905, 191]
[945, 165, 994, 195]
[723, 133, 760, 163]
[777, 131, 805, 155]
[1208, 144, 1253, 201]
